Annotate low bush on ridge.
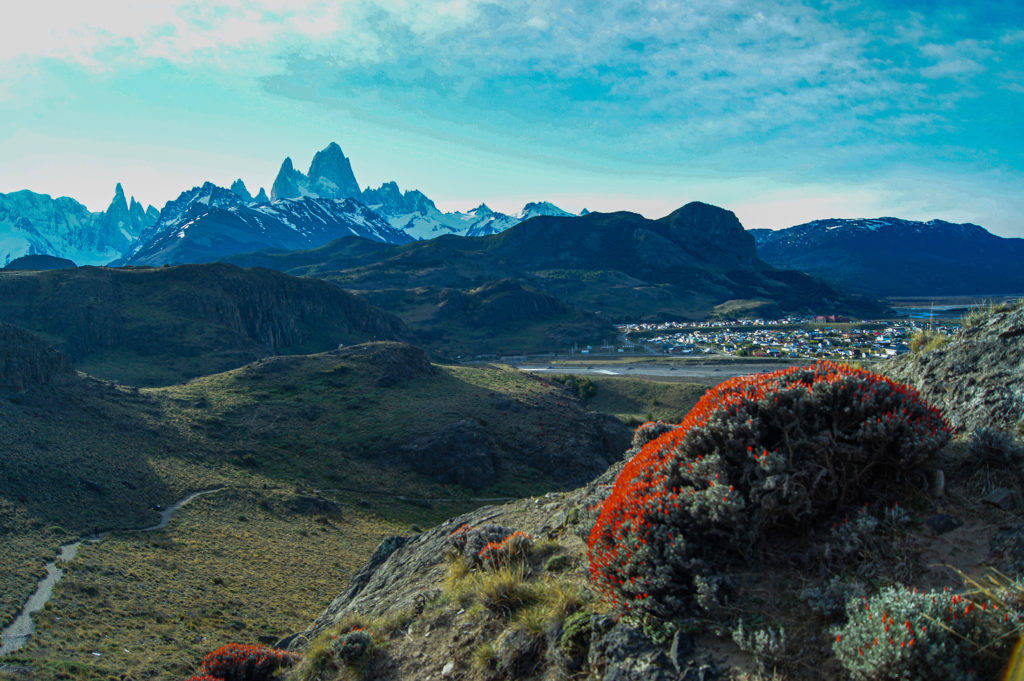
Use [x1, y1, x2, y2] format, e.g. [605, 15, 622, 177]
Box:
[833, 585, 1021, 681]
[588, 361, 950, 623]
[188, 643, 299, 681]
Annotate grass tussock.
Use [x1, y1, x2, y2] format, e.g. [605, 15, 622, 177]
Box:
[963, 298, 1024, 328]
[448, 564, 540, 615]
[909, 329, 949, 353]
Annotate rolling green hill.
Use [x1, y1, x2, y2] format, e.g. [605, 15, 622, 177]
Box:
[3, 329, 687, 680]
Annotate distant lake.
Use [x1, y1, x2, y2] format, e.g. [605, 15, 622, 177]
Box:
[886, 294, 1024, 320]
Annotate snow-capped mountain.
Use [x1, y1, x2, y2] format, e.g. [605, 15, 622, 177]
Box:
[2, 141, 577, 265]
[271, 142, 361, 201]
[119, 182, 414, 266]
[751, 217, 1024, 296]
[359, 184, 576, 240]
[0, 184, 157, 266]
[270, 143, 578, 240]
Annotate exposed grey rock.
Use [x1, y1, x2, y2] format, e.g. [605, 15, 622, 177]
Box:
[669, 630, 696, 673]
[925, 513, 963, 534]
[984, 488, 1017, 511]
[885, 303, 1024, 433]
[587, 621, 679, 681]
[992, 524, 1024, 575]
[497, 627, 542, 678]
[295, 458, 628, 645]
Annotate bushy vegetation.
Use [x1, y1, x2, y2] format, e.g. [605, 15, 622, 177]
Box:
[629, 419, 675, 452]
[190, 643, 299, 681]
[833, 585, 1020, 681]
[588, 361, 950, 624]
[329, 626, 374, 665]
[550, 374, 597, 400]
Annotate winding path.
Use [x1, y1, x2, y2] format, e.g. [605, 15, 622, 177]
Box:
[0, 488, 223, 656]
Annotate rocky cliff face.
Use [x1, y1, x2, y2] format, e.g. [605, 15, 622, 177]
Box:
[885, 301, 1024, 433]
[0, 324, 73, 393]
[271, 143, 361, 201]
[0, 264, 412, 385]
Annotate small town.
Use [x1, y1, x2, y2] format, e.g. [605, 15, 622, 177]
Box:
[619, 316, 960, 359]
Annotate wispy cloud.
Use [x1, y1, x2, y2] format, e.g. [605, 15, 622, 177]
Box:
[3, 0, 1023, 235]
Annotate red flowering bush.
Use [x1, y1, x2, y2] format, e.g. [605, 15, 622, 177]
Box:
[478, 531, 534, 569]
[195, 643, 300, 681]
[588, 362, 950, 623]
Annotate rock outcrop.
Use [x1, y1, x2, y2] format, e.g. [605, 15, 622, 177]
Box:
[0, 324, 73, 393]
[885, 302, 1024, 433]
[294, 463, 623, 640]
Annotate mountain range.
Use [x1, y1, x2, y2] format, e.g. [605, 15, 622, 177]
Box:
[0, 142, 581, 268]
[750, 217, 1024, 296]
[115, 181, 416, 266]
[225, 201, 885, 327]
[0, 184, 157, 266]
[4, 143, 1021, 302]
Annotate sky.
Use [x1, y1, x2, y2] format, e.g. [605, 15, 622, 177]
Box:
[1, 0, 1022, 236]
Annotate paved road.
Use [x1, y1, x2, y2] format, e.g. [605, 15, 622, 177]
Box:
[516, 361, 801, 381]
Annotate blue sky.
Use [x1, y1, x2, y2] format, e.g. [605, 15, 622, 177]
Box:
[2, 0, 1022, 236]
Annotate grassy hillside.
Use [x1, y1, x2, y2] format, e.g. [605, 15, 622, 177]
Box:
[3, 336, 694, 680]
[576, 375, 707, 424]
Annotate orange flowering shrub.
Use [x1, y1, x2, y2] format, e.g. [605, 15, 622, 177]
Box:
[588, 362, 949, 622]
[195, 643, 300, 681]
[478, 530, 534, 569]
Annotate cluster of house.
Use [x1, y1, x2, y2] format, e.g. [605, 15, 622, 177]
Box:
[619, 318, 959, 360]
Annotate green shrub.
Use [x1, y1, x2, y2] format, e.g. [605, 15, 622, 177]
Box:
[331, 628, 373, 665]
[588, 362, 950, 623]
[629, 419, 675, 454]
[559, 611, 593, 657]
[551, 374, 596, 400]
[449, 523, 532, 570]
[833, 586, 1019, 681]
[732, 619, 787, 674]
